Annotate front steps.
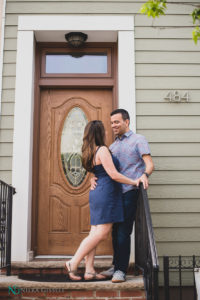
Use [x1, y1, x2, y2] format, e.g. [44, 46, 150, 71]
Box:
[1, 258, 115, 276]
[0, 275, 145, 299]
[0, 259, 146, 300]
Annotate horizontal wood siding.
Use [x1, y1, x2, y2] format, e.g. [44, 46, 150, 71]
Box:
[134, 2, 200, 258]
[0, 0, 199, 258]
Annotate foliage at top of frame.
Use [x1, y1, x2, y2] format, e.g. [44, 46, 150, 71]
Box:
[139, 0, 200, 44]
[140, 0, 167, 18]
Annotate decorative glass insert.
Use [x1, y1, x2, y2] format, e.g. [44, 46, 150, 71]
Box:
[46, 53, 107, 74]
[61, 107, 88, 187]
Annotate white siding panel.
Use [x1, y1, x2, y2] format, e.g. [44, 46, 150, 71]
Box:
[0, 171, 12, 183]
[3, 63, 16, 76]
[137, 116, 200, 129]
[150, 171, 200, 185]
[148, 185, 200, 199]
[152, 213, 200, 228]
[1, 89, 15, 102]
[3, 50, 17, 63]
[2, 77, 15, 89]
[0, 102, 15, 114]
[150, 143, 200, 156]
[137, 130, 200, 143]
[0, 129, 13, 142]
[135, 27, 196, 39]
[152, 157, 200, 170]
[137, 103, 200, 115]
[4, 38, 17, 50]
[157, 242, 200, 256]
[5, 2, 195, 14]
[5, 14, 19, 26]
[135, 15, 193, 27]
[136, 77, 200, 89]
[154, 228, 200, 242]
[5, 26, 18, 38]
[136, 64, 200, 77]
[0, 157, 12, 170]
[136, 39, 200, 51]
[0, 143, 13, 156]
[0, 116, 14, 129]
[150, 199, 200, 213]
[136, 52, 200, 64]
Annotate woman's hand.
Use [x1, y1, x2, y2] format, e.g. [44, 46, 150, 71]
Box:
[90, 176, 98, 190]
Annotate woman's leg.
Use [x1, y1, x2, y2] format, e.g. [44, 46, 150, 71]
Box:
[84, 226, 96, 274]
[84, 248, 96, 279]
[68, 223, 112, 271]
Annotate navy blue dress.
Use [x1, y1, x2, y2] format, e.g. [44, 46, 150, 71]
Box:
[89, 153, 124, 225]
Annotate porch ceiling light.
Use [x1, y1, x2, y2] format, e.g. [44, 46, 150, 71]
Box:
[65, 32, 88, 48]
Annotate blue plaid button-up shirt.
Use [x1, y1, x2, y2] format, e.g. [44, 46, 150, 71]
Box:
[109, 130, 151, 193]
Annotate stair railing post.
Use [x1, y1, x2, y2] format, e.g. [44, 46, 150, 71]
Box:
[153, 266, 159, 300]
[6, 186, 14, 276]
[164, 256, 170, 300]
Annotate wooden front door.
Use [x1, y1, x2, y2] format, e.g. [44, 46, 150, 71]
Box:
[37, 88, 113, 255]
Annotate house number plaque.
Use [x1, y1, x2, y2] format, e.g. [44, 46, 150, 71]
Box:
[164, 91, 189, 103]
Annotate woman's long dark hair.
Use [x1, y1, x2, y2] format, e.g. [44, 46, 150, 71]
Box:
[82, 120, 106, 172]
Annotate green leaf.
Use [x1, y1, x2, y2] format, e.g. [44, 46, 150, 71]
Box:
[192, 26, 200, 44]
[139, 0, 167, 18]
[191, 8, 200, 24]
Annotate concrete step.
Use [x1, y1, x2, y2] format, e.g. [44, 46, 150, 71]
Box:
[0, 274, 145, 300]
[1, 258, 135, 276]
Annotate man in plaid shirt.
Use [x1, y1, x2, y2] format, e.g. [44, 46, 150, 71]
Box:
[92, 109, 154, 282]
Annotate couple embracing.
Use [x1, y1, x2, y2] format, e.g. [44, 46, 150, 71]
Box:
[65, 108, 154, 283]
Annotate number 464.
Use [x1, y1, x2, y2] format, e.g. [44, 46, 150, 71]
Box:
[164, 91, 189, 102]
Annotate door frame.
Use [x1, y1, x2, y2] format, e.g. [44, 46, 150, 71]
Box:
[12, 15, 135, 261]
[32, 43, 118, 255]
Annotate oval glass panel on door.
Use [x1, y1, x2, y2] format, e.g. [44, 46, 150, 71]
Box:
[61, 107, 88, 187]
[37, 89, 113, 255]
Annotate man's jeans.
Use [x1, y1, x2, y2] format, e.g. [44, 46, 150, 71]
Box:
[112, 189, 139, 273]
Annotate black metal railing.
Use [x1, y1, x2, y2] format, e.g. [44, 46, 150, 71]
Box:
[163, 255, 200, 300]
[135, 183, 159, 300]
[0, 180, 15, 275]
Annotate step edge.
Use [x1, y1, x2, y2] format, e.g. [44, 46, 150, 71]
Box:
[0, 275, 144, 290]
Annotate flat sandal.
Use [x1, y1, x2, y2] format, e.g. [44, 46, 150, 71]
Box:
[64, 261, 82, 281]
[84, 271, 106, 281]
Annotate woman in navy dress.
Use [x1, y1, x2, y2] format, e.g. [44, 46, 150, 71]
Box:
[65, 120, 140, 281]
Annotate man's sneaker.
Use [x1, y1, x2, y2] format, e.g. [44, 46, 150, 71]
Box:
[112, 270, 126, 283]
[100, 266, 115, 278]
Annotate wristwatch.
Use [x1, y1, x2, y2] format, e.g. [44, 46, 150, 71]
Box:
[143, 172, 149, 178]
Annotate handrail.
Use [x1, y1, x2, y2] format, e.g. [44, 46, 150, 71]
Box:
[0, 179, 16, 275]
[135, 183, 159, 300]
[141, 185, 159, 268]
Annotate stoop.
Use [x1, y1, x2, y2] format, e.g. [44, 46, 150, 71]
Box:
[0, 259, 145, 300]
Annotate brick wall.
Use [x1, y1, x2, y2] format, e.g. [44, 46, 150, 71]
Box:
[0, 288, 146, 300]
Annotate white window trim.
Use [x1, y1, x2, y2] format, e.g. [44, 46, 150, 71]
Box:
[12, 15, 135, 261]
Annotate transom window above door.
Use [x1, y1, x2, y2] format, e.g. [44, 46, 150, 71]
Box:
[41, 47, 112, 78]
[46, 53, 107, 74]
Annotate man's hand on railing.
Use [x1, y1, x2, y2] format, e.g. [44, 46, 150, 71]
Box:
[138, 174, 149, 189]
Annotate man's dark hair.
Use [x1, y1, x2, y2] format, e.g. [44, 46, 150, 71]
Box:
[110, 109, 130, 121]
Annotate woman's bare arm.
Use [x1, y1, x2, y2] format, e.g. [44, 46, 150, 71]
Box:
[96, 146, 139, 186]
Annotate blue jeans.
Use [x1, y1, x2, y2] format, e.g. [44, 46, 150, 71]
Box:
[112, 189, 139, 273]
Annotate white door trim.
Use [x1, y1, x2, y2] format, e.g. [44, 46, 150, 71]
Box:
[12, 15, 135, 261]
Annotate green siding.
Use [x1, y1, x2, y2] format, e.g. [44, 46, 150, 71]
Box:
[0, 0, 200, 258]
